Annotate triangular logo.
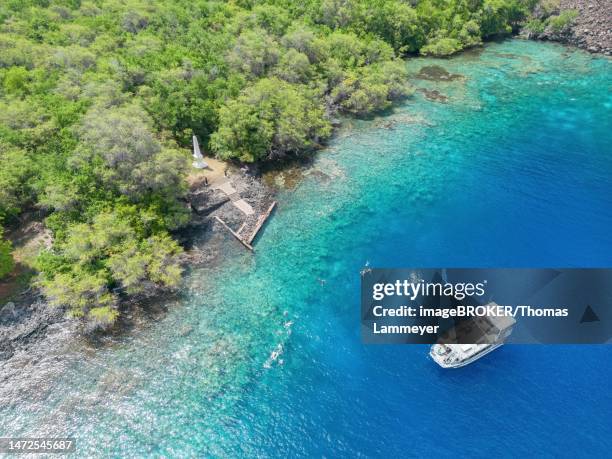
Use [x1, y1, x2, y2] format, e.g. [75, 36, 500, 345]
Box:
[580, 305, 600, 323]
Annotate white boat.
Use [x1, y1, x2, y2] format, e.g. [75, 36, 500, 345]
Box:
[430, 304, 515, 368]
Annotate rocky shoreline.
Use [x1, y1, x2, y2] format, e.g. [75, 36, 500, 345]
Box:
[0, 166, 276, 361]
[180, 165, 276, 264]
[524, 0, 612, 56]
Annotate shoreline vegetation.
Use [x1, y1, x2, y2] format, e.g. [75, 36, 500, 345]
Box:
[0, 1, 608, 349]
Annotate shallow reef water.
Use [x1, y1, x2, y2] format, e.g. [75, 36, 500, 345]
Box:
[1, 40, 611, 457]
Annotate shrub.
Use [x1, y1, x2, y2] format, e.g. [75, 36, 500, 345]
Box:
[332, 60, 413, 115]
[210, 78, 331, 162]
[0, 147, 33, 221]
[420, 38, 463, 57]
[37, 209, 183, 325]
[70, 104, 188, 204]
[524, 18, 546, 34]
[548, 10, 578, 33]
[0, 226, 14, 279]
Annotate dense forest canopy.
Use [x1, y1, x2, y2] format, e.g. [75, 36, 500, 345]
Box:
[0, 0, 536, 326]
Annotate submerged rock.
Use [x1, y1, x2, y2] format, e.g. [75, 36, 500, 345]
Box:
[415, 65, 465, 81]
[417, 88, 449, 103]
[179, 325, 194, 337]
[386, 113, 435, 127]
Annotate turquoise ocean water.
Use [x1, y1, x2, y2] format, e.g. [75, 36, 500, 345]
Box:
[1, 40, 611, 457]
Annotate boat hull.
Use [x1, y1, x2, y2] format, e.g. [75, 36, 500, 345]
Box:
[430, 342, 504, 368]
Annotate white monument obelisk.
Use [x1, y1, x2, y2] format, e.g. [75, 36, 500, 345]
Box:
[192, 135, 208, 169]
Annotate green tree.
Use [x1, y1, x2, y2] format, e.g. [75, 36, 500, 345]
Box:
[332, 60, 413, 115]
[211, 78, 331, 162]
[319, 0, 358, 29]
[356, 0, 425, 53]
[38, 266, 117, 324]
[281, 24, 319, 62]
[319, 31, 394, 69]
[70, 104, 188, 203]
[273, 49, 313, 83]
[227, 28, 280, 78]
[0, 146, 33, 221]
[420, 37, 463, 56]
[37, 209, 183, 326]
[3, 66, 30, 95]
[0, 226, 14, 279]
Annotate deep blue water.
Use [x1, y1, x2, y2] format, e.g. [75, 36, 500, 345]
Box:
[1, 40, 611, 457]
